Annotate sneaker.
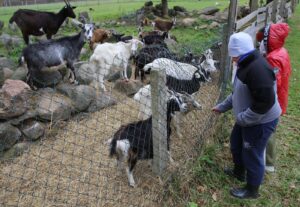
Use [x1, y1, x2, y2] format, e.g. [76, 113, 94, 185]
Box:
[265, 166, 275, 173]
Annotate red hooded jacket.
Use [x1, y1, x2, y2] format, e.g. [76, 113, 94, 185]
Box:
[257, 23, 291, 115]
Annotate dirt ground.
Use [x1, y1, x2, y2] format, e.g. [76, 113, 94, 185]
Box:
[0, 72, 221, 207]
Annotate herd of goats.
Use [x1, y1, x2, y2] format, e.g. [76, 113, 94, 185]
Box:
[7, 0, 219, 187]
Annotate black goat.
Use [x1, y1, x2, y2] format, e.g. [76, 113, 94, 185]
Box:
[141, 32, 168, 45]
[166, 67, 209, 94]
[108, 90, 202, 187]
[134, 44, 175, 81]
[21, 23, 94, 88]
[112, 33, 133, 42]
[9, 0, 76, 44]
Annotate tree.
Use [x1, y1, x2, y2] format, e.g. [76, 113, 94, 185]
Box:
[162, 0, 168, 17]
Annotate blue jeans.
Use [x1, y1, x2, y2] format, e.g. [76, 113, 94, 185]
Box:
[230, 119, 278, 186]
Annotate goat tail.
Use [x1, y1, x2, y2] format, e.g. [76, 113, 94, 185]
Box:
[109, 137, 118, 157]
[9, 14, 16, 24]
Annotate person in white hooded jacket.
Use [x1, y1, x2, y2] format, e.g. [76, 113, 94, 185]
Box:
[212, 32, 281, 199]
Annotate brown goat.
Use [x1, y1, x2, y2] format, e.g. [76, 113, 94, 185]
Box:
[153, 17, 176, 32]
[89, 28, 111, 50]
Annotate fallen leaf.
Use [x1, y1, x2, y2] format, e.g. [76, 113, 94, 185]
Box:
[212, 192, 217, 201]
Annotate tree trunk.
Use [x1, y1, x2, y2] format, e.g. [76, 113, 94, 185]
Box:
[162, 0, 168, 17]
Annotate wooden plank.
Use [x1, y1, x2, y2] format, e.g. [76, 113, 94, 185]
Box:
[236, 10, 258, 30]
[151, 68, 168, 176]
[257, 12, 266, 23]
[242, 22, 257, 41]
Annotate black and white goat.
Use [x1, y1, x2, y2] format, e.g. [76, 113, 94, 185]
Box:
[108, 90, 202, 187]
[9, 0, 76, 44]
[21, 23, 94, 88]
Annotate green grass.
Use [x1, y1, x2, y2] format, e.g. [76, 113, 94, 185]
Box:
[166, 5, 300, 207]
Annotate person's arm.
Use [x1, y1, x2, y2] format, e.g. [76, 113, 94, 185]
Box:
[213, 94, 233, 113]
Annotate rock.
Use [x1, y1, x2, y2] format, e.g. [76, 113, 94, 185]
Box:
[1, 142, 30, 160]
[197, 24, 209, 29]
[10, 66, 28, 81]
[20, 120, 45, 141]
[75, 62, 95, 85]
[174, 6, 187, 12]
[32, 69, 62, 87]
[56, 83, 95, 112]
[199, 14, 217, 21]
[107, 65, 132, 82]
[0, 34, 23, 49]
[8, 22, 18, 32]
[0, 122, 21, 152]
[144, 1, 153, 7]
[36, 88, 74, 121]
[0, 21, 4, 30]
[9, 110, 38, 126]
[114, 79, 143, 96]
[78, 11, 90, 24]
[199, 7, 220, 15]
[0, 80, 31, 120]
[181, 18, 197, 27]
[87, 92, 116, 113]
[0, 57, 16, 69]
[0, 67, 14, 86]
[214, 11, 228, 22]
[208, 21, 220, 29]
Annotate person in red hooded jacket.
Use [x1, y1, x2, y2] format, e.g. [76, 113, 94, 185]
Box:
[256, 23, 292, 172]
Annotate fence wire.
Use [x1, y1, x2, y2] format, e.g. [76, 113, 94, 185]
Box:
[0, 9, 226, 207]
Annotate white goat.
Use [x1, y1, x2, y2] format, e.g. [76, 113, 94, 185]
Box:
[89, 39, 143, 91]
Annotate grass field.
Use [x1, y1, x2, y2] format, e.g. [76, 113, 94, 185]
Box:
[0, 0, 249, 23]
[166, 5, 300, 207]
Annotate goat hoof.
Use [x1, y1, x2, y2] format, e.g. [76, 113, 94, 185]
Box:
[129, 182, 136, 188]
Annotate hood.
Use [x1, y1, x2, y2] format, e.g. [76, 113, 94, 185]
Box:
[267, 23, 289, 52]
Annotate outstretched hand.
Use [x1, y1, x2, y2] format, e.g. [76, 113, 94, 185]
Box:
[212, 106, 221, 114]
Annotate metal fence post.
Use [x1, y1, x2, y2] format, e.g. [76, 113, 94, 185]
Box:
[150, 68, 168, 175]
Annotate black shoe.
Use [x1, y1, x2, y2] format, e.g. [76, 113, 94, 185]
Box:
[224, 167, 246, 182]
[230, 184, 260, 199]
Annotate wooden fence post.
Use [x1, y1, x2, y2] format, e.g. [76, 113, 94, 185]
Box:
[271, 0, 279, 22]
[151, 68, 168, 176]
[220, 0, 238, 100]
[250, 0, 259, 12]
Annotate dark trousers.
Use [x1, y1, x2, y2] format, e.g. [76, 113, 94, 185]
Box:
[230, 119, 278, 186]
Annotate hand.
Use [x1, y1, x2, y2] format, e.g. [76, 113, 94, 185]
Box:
[212, 106, 221, 114]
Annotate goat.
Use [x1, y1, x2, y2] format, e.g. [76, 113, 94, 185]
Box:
[9, 0, 76, 44]
[112, 33, 133, 43]
[89, 28, 111, 50]
[21, 23, 94, 88]
[134, 44, 175, 81]
[89, 39, 144, 91]
[152, 17, 176, 32]
[109, 90, 202, 187]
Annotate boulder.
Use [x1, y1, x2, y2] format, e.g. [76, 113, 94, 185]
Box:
[20, 120, 45, 141]
[0, 80, 31, 120]
[87, 92, 117, 113]
[0, 67, 14, 86]
[10, 66, 28, 81]
[199, 7, 220, 15]
[114, 79, 143, 96]
[0, 34, 23, 49]
[199, 14, 218, 21]
[181, 18, 197, 27]
[75, 62, 95, 85]
[214, 11, 229, 23]
[9, 110, 38, 126]
[56, 83, 96, 112]
[32, 69, 62, 87]
[1, 142, 30, 160]
[0, 57, 17, 69]
[208, 21, 221, 29]
[173, 6, 187, 12]
[0, 122, 21, 152]
[36, 88, 74, 121]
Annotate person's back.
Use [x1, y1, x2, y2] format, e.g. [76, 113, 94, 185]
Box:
[257, 23, 291, 114]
